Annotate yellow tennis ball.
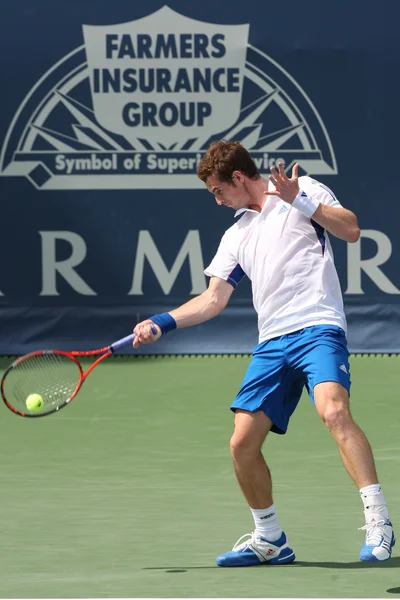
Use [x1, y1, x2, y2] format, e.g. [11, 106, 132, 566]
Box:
[26, 393, 44, 413]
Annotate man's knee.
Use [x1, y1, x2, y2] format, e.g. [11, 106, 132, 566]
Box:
[321, 403, 352, 433]
[230, 409, 272, 460]
[230, 431, 261, 460]
[314, 382, 354, 437]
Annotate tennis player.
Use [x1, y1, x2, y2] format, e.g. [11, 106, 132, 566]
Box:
[133, 140, 395, 566]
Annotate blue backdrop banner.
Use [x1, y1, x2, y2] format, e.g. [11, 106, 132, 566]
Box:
[1, 0, 399, 354]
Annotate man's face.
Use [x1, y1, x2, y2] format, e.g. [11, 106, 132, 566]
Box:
[206, 171, 250, 210]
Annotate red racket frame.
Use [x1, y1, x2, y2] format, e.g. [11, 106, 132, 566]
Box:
[1, 332, 138, 417]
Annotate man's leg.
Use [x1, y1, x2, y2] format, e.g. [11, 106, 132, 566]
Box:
[314, 381, 395, 562]
[216, 408, 296, 567]
[314, 381, 378, 488]
[230, 409, 274, 508]
[215, 338, 301, 567]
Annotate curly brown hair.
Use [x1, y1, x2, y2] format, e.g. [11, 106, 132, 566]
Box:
[197, 140, 260, 183]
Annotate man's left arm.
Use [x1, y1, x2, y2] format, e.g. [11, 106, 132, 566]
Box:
[268, 162, 360, 243]
[309, 203, 360, 243]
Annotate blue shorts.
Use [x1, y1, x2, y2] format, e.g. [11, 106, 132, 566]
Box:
[231, 325, 351, 435]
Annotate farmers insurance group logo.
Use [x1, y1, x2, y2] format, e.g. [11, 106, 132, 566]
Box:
[0, 6, 337, 190]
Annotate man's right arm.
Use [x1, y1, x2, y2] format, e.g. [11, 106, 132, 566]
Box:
[132, 276, 234, 348]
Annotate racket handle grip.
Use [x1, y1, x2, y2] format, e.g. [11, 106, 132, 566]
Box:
[110, 326, 157, 353]
[109, 333, 136, 353]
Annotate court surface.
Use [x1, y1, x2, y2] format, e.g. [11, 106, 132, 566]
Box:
[0, 354, 398, 598]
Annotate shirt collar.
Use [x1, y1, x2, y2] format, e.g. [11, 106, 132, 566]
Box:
[234, 207, 259, 217]
[234, 182, 274, 218]
[234, 195, 275, 218]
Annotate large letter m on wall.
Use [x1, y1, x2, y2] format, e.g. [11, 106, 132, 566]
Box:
[129, 230, 207, 295]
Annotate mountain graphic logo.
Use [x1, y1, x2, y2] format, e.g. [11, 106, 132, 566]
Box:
[0, 7, 337, 190]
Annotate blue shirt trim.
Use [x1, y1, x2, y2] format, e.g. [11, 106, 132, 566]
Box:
[227, 264, 245, 289]
[310, 219, 326, 256]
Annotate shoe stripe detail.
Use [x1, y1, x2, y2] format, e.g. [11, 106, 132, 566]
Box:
[278, 551, 295, 562]
[249, 544, 267, 562]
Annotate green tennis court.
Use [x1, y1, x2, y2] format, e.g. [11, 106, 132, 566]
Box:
[0, 355, 398, 598]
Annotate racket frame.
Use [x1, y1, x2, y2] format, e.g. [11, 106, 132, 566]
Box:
[1, 332, 137, 417]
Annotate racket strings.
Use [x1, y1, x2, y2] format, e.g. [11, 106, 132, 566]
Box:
[3, 353, 81, 414]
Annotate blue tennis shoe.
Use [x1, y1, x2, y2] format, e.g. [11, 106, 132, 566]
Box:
[359, 517, 395, 561]
[216, 531, 296, 567]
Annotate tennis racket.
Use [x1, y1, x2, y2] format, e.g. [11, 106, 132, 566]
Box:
[1, 331, 144, 418]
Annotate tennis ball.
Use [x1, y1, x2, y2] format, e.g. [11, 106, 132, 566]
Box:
[26, 393, 44, 413]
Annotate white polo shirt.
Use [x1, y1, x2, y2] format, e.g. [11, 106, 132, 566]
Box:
[204, 176, 347, 342]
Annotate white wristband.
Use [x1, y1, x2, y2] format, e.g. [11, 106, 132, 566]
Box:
[292, 190, 320, 218]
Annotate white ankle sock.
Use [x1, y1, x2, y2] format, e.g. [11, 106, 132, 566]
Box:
[250, 504, 283, 542]
[359, 484, 390, 521]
